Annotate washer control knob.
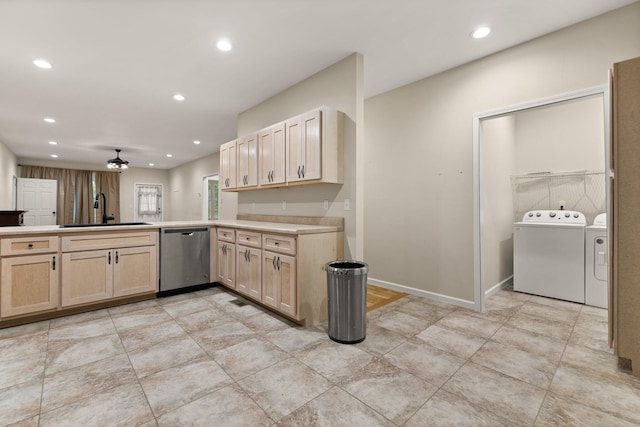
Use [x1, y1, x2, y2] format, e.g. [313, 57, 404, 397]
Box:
[565, 213, 570, 218]
[549, 212, 556, 218]
[528, 212, 534, 217]
[536, 212, 541, 217]
[574, 213, 579, 218]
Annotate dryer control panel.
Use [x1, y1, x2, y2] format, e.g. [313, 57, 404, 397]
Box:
[521, 210, 586, 224]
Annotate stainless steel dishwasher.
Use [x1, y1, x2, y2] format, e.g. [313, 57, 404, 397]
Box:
[159, 226, 210, 294]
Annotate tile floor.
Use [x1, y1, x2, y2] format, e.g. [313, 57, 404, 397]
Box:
[1, 285, 640, 426]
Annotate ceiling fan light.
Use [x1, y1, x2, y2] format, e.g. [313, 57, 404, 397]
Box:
[107, 149, 129, 170]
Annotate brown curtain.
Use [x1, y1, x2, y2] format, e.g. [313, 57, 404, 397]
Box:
[95, 171, 121, 223]
[20, 165, 120, 225]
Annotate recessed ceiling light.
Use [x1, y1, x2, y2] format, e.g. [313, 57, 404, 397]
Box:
[193, 140, 201, 145]
[472, 27, 491, 39]
[173, 94, 185, 101]
[166, 154, 173, 158]
[149, 163, 155, 167]
[44, 117, 56, 123]
[50, 154, 58, 158]
[48, 141, 57, 145]
[33, 59, 52, 69]
[216, 39, 232, 52]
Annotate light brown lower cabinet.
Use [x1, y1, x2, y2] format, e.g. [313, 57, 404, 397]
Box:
[60, 231, 158, 308]
[61, 246, 157, 307]
[262, 251, 296, 317]
[1, 254, 59, 317]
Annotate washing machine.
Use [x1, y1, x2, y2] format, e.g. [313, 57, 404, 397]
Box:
[513, 210, 586, 303]
[585, 213, 608, 308]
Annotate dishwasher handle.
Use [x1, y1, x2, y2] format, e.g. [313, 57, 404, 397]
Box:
[162, 227, 209, 235]
[182, 232, 194, 237]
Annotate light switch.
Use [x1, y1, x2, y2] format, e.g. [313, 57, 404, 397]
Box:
[282, 201, 286, 210]
[344, 199, 350, 211]
[324, 200, 329, 210]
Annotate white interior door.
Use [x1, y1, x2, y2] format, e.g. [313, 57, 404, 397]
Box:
[134, 183, 163, 222]
[16, 178, 57, 225]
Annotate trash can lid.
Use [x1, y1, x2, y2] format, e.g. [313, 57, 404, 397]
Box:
[326, 260, 368, 275]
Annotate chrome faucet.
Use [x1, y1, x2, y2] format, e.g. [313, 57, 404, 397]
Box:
[94, 192, 115, 224]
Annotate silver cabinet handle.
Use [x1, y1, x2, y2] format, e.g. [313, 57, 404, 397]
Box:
[272, 257, 276, 269]
[277, 256, 281, 270]
[115, 251, 119, 264]
[297, 165, 301, 178]
[301, 165, 305, 178]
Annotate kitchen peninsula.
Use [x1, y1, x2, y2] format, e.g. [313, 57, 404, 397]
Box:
[0, 216, 343, 328]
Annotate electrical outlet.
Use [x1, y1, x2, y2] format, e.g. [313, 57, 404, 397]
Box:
[324, 200, 329, 210]
[252, 202, 256, 210]
[344, 199, 350, 211]
[282, 201, 286, 210]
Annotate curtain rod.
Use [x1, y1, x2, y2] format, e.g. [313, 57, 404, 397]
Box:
[17, 164, 122, 173]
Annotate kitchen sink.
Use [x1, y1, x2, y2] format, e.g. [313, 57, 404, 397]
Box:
[59, 222, 150, 228]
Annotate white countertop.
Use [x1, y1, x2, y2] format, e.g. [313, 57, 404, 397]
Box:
[0, 219, 342, 236]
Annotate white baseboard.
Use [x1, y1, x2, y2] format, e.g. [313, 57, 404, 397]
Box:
[484, 275, 513, 298]
[368, 277, 476, 310]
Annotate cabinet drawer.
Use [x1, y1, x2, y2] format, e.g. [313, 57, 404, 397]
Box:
[262, 234, 296, 255]
[1, 235, 58, 256]
[237, 230, 261, 248]
[217, 228, 236, 243]
[61, 231, 157, 252]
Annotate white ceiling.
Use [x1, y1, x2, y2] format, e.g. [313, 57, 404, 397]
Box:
[0, 0, 635, 170]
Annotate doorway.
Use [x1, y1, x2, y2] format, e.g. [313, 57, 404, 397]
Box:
[202, 175, 219, 220]
[473, 85, 610, 311]
[16, 177, 57, 226]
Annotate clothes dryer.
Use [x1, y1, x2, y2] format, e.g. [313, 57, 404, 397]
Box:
[513, 210, 586, 303]
[585, 213, 607, 308]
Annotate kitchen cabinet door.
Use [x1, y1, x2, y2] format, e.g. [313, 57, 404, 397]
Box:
[220, 140, 237, 190]
[259, 123, 286, 186]
[277, 254, 297, 317]
[261, 251, 296, 317]
[286, 109, 321, 183]
[61, 250, 113, 307]
[113, 246, 157, 297]
[262, 251, 278, 309]
[237, 134, 258, 188]
[217, 242, 235, 288]
[236, 246, 262, 299]
[1, 254, 59, 317]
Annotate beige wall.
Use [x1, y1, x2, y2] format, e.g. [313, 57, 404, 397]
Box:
[235, 53, 363, 258]
[481, 116, 517, 293]
[0, 140, 17, 209]
[364, 3, 640, 302]
[16, 157, 169, 222]
[168, 152, 229, 221]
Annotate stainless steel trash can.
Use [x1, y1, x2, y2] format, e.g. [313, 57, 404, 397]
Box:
[326, 260, 368, 344]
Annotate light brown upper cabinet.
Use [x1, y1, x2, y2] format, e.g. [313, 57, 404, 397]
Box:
[237, 133, 258, 189]
[221, 106, 343, 192]
[259, 122, 286, 187]
[220, 140, 237, 190]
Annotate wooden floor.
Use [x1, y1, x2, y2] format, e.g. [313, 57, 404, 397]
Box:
[367, 284, 408, 312]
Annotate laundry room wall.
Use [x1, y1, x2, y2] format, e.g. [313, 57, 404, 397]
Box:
[0, 140, 17, 209]
[481, 116, 517, 294]
[364, 2, 640, 304]
[514, 97, 605, 174]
